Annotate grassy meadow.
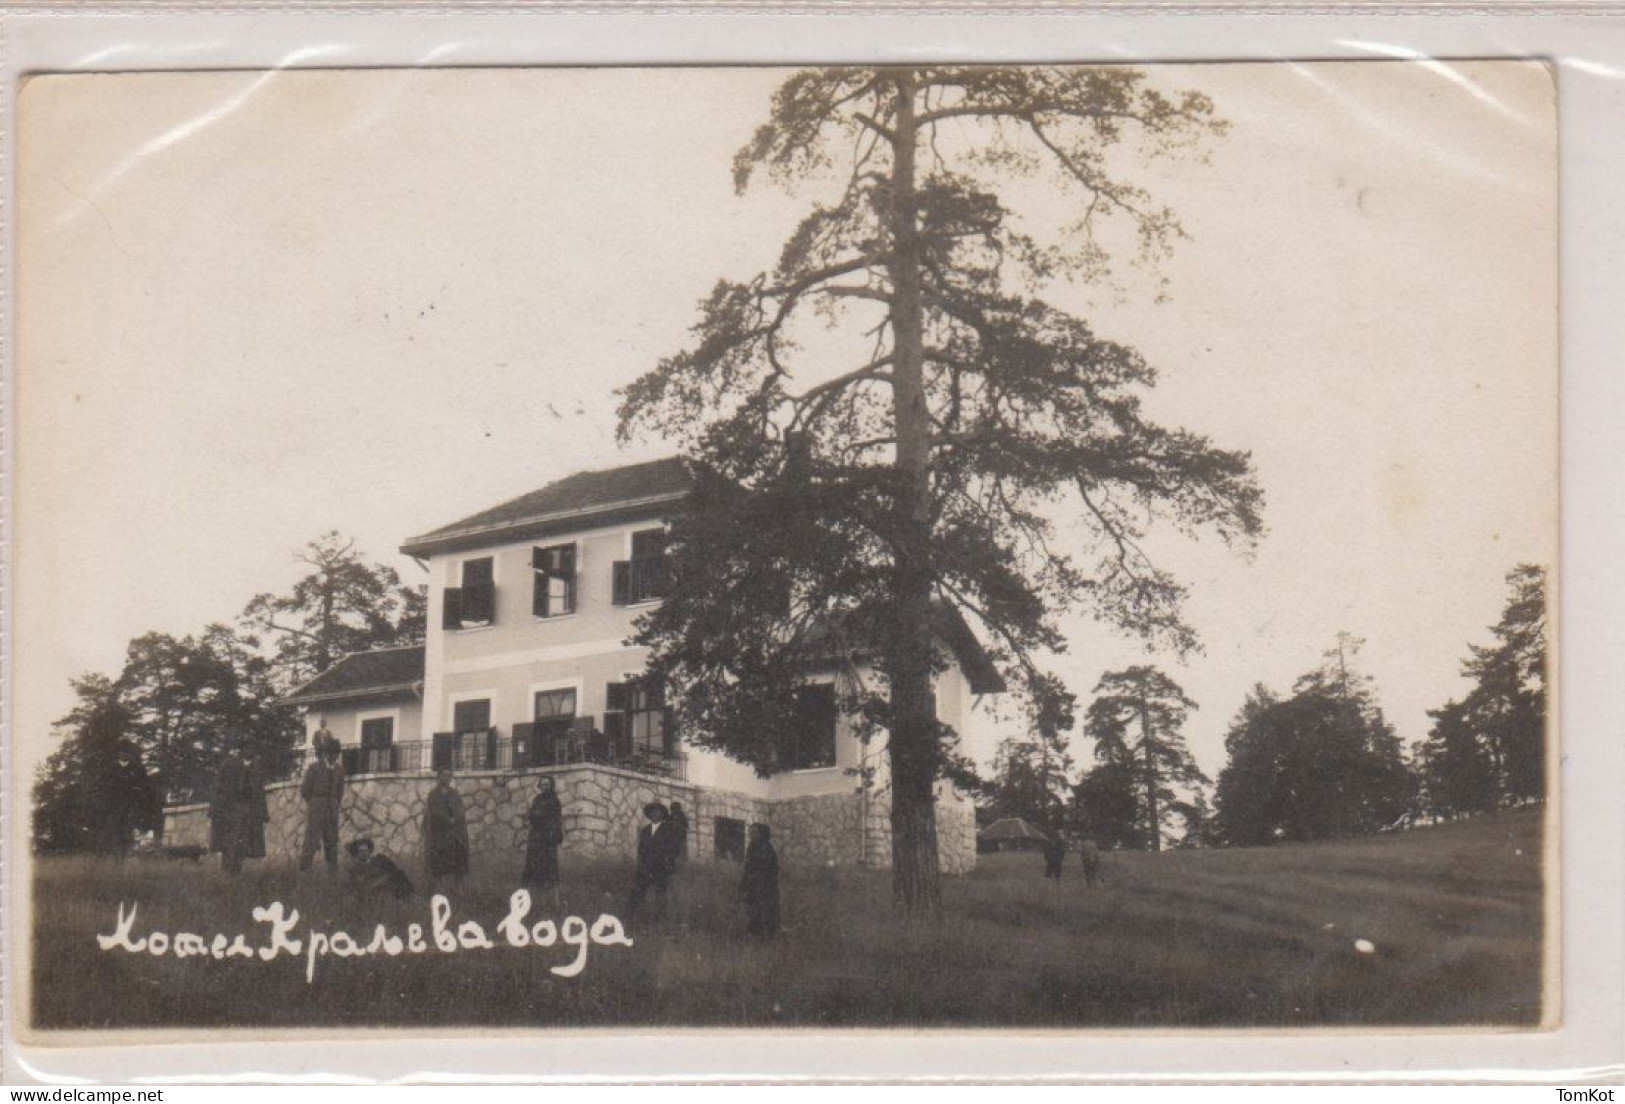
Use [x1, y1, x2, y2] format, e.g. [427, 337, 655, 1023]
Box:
[31, 809, 1544, 1031]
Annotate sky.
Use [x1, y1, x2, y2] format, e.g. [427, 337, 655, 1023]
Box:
[14, 62, 1557, 791]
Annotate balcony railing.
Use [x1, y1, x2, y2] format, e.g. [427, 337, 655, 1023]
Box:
[296, 722, 686, 781]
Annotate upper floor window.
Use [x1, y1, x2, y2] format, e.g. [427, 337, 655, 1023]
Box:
[443, 556, 496, 629]
[612, 528, 668, 605]
[532, 543, 576, 618]
[780, 684, 838, 771]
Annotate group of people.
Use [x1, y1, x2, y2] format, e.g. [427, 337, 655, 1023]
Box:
[1041, 834, 1104, 886]
[625, 800, 778, 935]
[206, 739, 780, 935]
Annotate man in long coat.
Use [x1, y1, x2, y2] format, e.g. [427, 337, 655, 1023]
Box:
[625, 802, 678, 924]
[523, 777, 565, 905]
[423, 769, 471, 888]
[299, 735, 346, 876]
[209, 747, 254, 876]
[739, 823, 780, 936]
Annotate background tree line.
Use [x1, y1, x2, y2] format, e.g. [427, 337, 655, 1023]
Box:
[981, 565, 1549, 850]
[31, 533, 424, 855]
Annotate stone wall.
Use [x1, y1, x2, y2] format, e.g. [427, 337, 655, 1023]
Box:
[163, 766, 977, 873]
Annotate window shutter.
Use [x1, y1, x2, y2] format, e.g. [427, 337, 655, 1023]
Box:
[441, 587, 464, 629]
[612, 561, 631, 605]
[605, 680, 628, 713]
[512, 721, 536, 768]
[431, 732, 458, 771]
[558, 545, 577, 614]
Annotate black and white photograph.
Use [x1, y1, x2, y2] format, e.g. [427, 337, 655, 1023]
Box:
[12, 61, 1556, 1037]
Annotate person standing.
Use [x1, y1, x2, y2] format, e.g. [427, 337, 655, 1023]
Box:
[298, 735, 346, 876]
[667, 800, 689, 866]
[1042, 833, 1066, 883]
[625, 802, 677, 924]
[1078, 838, 1103, 887]
[739, 823, 780, 936]
[423, 769, 471, 891]
[209, 746, 252, 876]
[523, 777, 565, 906]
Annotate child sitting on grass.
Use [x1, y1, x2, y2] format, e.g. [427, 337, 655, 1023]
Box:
[346, 837, 415, 900]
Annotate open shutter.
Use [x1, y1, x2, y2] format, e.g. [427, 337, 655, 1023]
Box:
[602, 681, 627, 758]
[441, 587, 464, 629]
[611, 561, 631, 605]
[431, 731, 458, 771]
[604, 681, 627, 737]
[512, 721, 537, 768]
[558, 544, 577, 614]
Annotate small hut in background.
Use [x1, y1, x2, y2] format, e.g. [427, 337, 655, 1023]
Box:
[977, 817, 1052, 854]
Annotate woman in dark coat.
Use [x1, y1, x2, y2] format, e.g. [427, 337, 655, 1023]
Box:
[739, 823, 780, 936]
[523, 777, 565, 904]
[423, 770, 470, 887]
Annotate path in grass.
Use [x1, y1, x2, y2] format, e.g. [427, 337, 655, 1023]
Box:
[30, 809, 1543, 1030]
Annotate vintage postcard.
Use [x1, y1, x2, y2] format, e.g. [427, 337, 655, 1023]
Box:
[11, 61, 1557, 1043]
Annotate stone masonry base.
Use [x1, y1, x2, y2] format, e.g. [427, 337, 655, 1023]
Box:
[164, 765, 977, 875]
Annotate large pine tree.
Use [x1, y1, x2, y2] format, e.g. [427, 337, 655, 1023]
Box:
[1083, 665, 1206, 851]
[618, 67, 1263, 913]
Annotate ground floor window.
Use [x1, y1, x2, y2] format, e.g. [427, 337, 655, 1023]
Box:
[359, 716, 395, 774]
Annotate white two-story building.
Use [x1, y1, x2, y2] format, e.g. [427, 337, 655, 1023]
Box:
[280, 457, 1001, 872]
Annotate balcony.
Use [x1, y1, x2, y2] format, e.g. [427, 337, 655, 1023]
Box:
[303, 721, 686, 781]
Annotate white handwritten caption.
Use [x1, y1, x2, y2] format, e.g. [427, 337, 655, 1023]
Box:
[97, 890, 634, 983]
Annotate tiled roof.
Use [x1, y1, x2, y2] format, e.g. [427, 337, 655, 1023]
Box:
[400, 457, 691, 557]
[282, 645, 425, 707]
[978, 817, 1052, 843]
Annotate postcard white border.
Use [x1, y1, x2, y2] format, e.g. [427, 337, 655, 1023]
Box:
[1, 3, 1620, 1086]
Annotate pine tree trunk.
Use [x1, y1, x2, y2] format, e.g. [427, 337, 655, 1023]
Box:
[1140, 699, 1161, 852]
[884, 68, 943, 917]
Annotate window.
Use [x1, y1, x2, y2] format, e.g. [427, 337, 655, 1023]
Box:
[442, 556, 496, 629]
[604, 679, 672, 758]
[515, 688, 578, 768]
[358, 716, 395, 775]
[534, 688, 577, 723]
[715, 817, 746, 862]
[780, 684, 838, 771]
[435, 698, 494, 771]
[453, 698, 491, 733]
[532, 543, 576, 617]
[612, 528, 668, 605]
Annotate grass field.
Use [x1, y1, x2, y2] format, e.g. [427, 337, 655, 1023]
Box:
[30, 809, 1544, 1031]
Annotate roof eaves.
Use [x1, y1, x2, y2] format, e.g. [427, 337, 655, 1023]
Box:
[281, 681, 421, 708]
[400, 490, 688, 558]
